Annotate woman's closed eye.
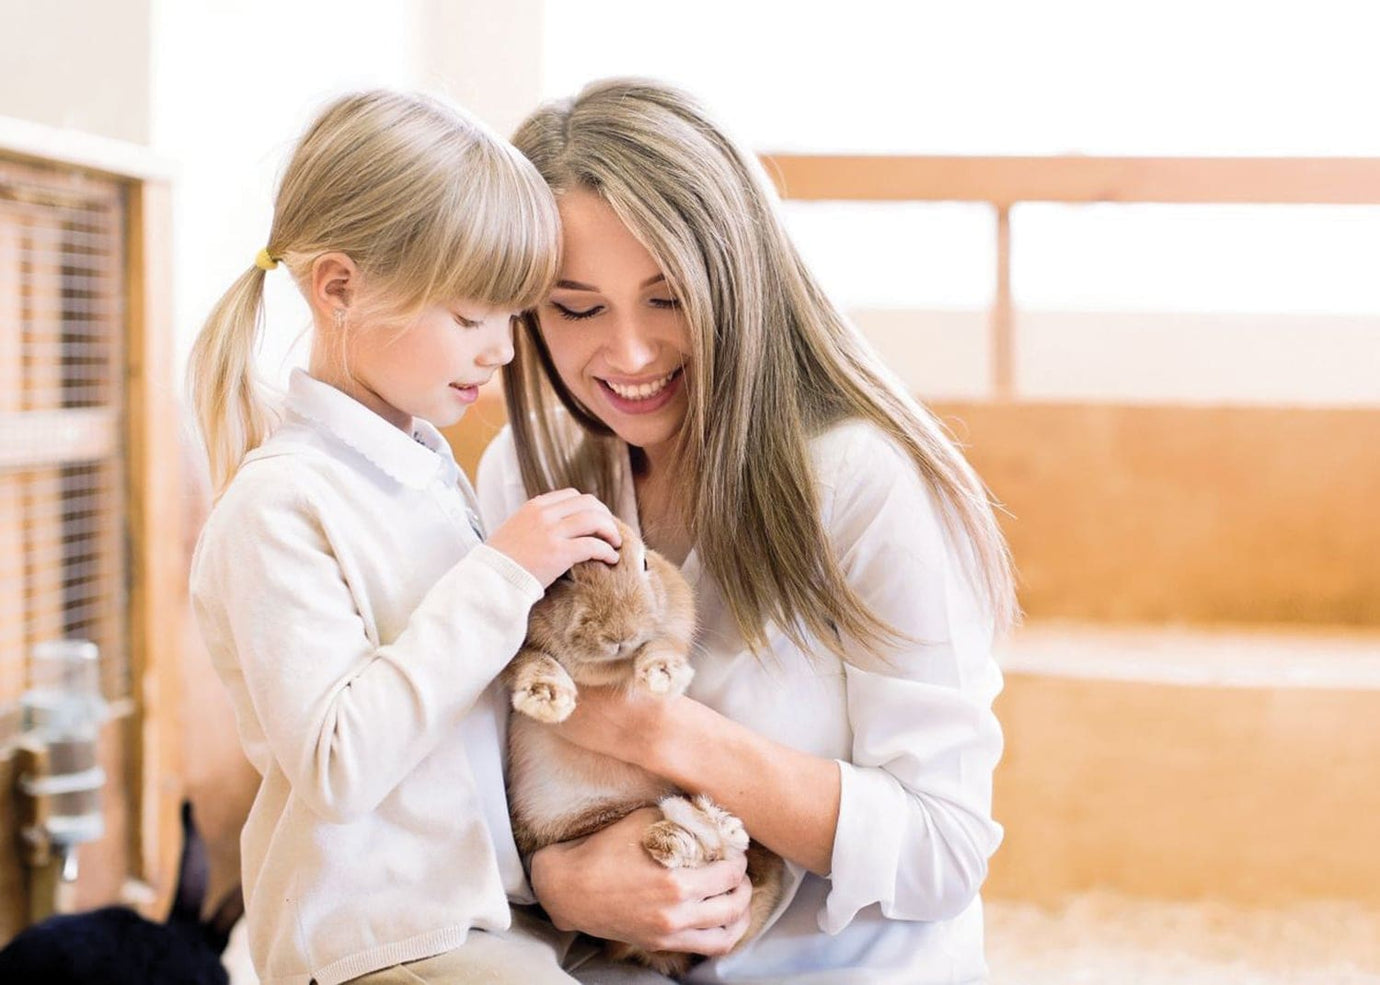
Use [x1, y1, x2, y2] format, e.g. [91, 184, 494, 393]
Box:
[551, 301, 603, 321]
[649, 297, 680, 310]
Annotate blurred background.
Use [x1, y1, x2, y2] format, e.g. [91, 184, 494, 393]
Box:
[2, 1, 1378, 982]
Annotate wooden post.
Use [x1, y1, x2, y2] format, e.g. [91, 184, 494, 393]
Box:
[14, 740, 74, 922]
[991, 205, 1014, 400]
[124, 178, 183, 919]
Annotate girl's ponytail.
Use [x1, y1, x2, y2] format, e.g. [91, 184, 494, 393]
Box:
[188, 264, 274, 495]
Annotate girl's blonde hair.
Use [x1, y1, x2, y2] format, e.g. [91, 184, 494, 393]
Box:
[189, 90, 559, 494]
[507, 78, 1017, 662]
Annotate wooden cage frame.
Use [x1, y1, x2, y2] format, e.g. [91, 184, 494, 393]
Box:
[0, 115, 181, 933]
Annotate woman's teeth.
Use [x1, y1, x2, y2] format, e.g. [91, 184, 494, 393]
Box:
[605, 371, 675, 400]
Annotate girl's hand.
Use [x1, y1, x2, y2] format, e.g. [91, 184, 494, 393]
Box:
[530, 807, 754, 956]
[487, 489, 621, 587]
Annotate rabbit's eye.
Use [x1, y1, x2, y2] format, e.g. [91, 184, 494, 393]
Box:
[642, 556, 649, 572]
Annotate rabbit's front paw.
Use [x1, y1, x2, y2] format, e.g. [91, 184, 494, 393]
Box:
[511, 668, 577, 723]
[634, 646, 694, 696]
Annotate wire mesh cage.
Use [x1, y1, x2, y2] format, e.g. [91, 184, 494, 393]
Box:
[0, 156, 130, 818]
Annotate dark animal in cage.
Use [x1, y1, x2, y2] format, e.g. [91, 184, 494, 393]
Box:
[0, 801, 243, 985]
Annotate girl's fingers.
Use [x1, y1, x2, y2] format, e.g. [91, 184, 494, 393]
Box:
[540, 490, 602, 516]
[574, 536, 620, 566]
[532, 487, 583, 505]
[560, 508, 622, 550]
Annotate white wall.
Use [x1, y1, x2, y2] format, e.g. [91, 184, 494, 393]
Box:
[0, 0, 152, 144]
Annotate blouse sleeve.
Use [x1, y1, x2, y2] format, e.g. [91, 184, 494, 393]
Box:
[817, 423, 1005, 933]
[190, 459, 542, 824]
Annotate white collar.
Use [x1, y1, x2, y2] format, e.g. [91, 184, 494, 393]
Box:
[283, 368, 458, 490]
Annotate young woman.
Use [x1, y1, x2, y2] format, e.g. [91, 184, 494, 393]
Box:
[477, 79, 1017, 984]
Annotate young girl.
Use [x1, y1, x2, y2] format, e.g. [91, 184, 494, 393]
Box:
[188, 90, 623, 985]
[477, 79, 1017, 984]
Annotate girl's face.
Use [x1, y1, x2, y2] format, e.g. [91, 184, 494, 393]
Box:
[538, 187, 691, 462]
[343, 300, 516, 431]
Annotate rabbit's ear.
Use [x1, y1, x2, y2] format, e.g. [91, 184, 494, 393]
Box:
[556, 600, 591, 634]
[169, 800, 210, 927]
[204, 884, 244, 954]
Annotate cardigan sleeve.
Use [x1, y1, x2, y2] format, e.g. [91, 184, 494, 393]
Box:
[816, 423, 1005, 932]
[190, 460, 542, 824]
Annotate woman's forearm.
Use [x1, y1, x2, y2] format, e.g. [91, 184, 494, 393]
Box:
[642, 696, 841, 875]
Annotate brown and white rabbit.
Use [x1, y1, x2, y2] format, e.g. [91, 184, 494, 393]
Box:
[504, 519, 783, 975]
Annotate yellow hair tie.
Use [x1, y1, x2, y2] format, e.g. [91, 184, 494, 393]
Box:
[254, 248, 279, 271]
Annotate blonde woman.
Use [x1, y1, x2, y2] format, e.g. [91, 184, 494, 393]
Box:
[477, 79, 1017, 985]
[188, 91, 623, 985]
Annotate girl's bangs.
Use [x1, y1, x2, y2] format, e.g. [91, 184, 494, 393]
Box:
[425, 143, 560, 313]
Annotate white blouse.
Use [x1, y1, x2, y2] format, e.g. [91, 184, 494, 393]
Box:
[477, 418, 1005, 985]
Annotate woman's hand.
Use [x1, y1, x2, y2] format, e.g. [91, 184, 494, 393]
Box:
[550, 684, 676, 768]
[487, 488, 621, 587]
[530, 807, 753, 956]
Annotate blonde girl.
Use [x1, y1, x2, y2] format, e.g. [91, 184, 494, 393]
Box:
[477, 79, 1017, 984]
[188, 91, 623, 985]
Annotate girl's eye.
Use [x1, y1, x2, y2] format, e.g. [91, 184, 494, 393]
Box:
[649, 298, 681, 310]
[453, 314, 480, 329]
[551, 301, 602, 321]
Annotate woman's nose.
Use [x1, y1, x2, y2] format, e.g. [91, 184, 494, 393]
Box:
[603, 312, 658, 371]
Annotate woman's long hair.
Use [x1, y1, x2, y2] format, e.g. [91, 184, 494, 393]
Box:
[507, 78, 1017, 663]
[189, 90, 560, 494]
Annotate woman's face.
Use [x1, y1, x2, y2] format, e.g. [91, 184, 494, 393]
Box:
[537, 187, 691, 461]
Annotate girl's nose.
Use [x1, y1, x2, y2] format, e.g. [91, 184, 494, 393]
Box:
[477, 318, 515, 367]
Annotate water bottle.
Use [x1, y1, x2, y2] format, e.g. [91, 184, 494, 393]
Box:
[20, 639, 108, 848]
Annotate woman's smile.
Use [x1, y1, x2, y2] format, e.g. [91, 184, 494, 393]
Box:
[597, 367, 684, 415]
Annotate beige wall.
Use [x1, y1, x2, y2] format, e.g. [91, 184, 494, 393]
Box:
[0, 0, 152, 144]
[990, 669, 1380, 905]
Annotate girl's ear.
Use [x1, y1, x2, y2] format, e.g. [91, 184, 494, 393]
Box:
[309, 252, 358, 316]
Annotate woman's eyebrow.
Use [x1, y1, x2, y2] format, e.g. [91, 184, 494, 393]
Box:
[554, 274, 667, 291]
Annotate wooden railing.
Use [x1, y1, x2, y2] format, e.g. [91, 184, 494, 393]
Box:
[760, 155, 1380, 398]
